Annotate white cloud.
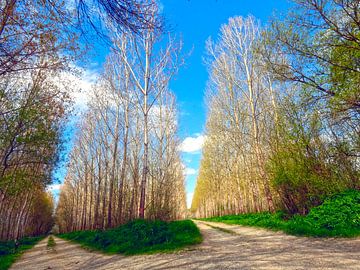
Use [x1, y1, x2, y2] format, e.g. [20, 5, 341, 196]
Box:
[184, 167, 197, 176]
[67, 68, 98, 110]
[55, 66, 99, 111]
[47, 184, 62, 192]
[186, 192, 194, 209]
[180, 134, 205, 153]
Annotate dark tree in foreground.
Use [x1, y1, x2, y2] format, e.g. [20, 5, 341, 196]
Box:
[76, 0, 162, 35]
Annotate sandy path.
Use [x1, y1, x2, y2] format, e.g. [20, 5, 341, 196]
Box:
[10, 220, 360, 270]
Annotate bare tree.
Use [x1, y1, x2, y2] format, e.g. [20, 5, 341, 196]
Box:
[113, 5, 181, 218]
[192, 16, 281, 217]
[56, 44, 186, 231]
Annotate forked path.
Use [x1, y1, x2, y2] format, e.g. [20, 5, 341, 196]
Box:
[11, 221, 360, 270]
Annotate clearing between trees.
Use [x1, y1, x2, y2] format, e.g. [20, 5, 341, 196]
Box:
[10, 221, 360, 270]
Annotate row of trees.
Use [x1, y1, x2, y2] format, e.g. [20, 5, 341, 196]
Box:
[0, 0, 76, 240]
[191, 0, 359, 217]
[56, 5, 187, 233]
[0, 0, 163, 240]
[0, 68, 69, 240]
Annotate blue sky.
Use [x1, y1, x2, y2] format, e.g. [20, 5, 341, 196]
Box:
[50, 0, 291, 207]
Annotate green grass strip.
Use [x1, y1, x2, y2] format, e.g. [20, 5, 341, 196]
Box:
[200, 190, 360, 238]
[0, 236, 44, 270]
[201, 222, 237, 235]
[57, 219, 202, 255]
[47, 236, 56, 249]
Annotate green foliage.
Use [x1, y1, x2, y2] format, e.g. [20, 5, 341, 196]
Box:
[0, 71, 65, 240]
[268, 96, 357, 214]
[57, 219, 202, 255]
[303, 190, 360, 236]
[258, 0, 360, 219]
[262, 0, 360, 116]
[202, 190, 360, 237]
[0, 236, 43, 270]
[269, 142, 340, 214]
[328, 31, 360, 112]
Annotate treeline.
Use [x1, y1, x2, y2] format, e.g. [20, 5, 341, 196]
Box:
[0, 69, 64, 240]
[0, 0, 171, 241]
[191, 0, 359, 217]
[0, 0, 76, 241]
[56, 5, 187, 233]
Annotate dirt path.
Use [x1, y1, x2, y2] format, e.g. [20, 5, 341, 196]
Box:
[10, 221, 360, 270]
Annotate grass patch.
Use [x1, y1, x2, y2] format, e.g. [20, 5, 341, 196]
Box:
[202, 223, 237, 234]
[0, 236, 43, 270]
[201, 189, 360, 237]
[57, 219, 202, 255]
[47, 236, 56, 249]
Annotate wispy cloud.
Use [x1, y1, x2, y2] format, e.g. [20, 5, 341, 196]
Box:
[180, 134, 205, 153]
[67, 68, 99, 110]
[47, 184, 62, 192]
[184, 167, 198, 176]
[55, 66, 99, 112]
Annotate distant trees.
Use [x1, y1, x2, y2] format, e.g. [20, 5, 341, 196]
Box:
[192, 1, 359, 218]
[192, 16, 279, 217]
[56, 28, 186, 232]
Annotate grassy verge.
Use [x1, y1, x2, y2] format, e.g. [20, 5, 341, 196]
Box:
[202, 223, 237, 234]
[201, 189, 360, 237]
[57, 219, 202, 255]
[47, 236, 56, 250]
[0, 236, 43, 270]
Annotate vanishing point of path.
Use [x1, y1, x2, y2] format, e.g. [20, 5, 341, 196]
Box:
[11, 221, 360, 270]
